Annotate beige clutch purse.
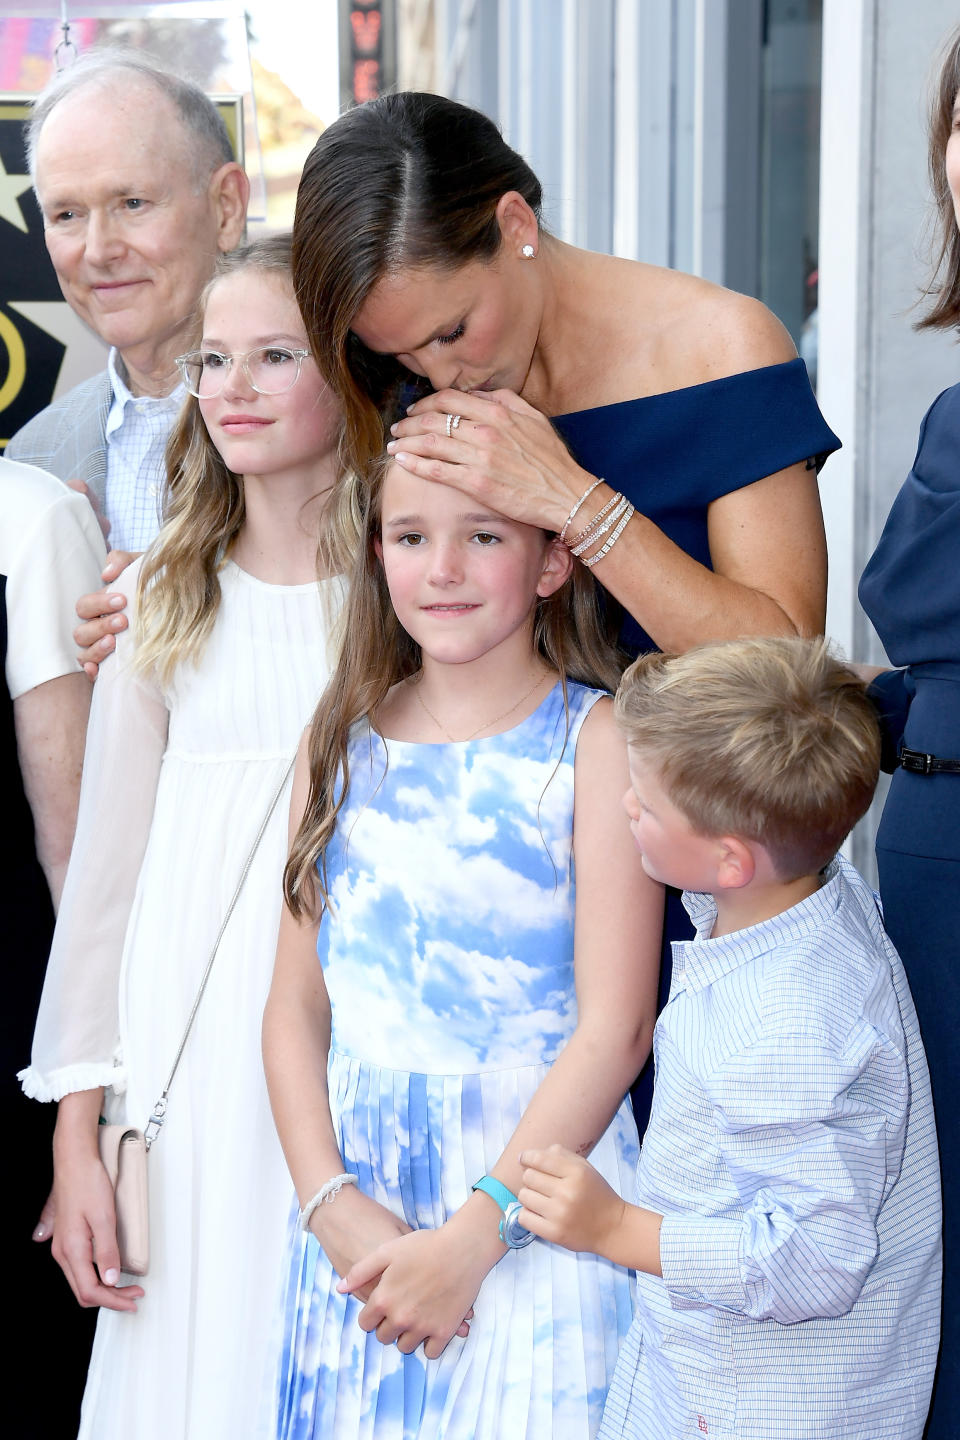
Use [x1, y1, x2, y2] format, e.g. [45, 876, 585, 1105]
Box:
[97, 1124, 149, 1276]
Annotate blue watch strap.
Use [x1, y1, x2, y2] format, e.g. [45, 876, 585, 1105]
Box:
[473, 1174, 534, 1248]
[472, 1175, 518, 1212]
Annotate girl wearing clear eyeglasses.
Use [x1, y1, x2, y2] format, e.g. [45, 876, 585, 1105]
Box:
[19, 235, 352, 1440]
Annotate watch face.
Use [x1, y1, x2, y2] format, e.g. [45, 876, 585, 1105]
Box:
[500, 1201, 534, 1248]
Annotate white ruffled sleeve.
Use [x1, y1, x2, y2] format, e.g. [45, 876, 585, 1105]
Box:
[18, 557, 169, 1101]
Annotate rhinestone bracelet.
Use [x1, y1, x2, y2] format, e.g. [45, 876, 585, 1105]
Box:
[566, 490, 624, 550]
[559, 477, 605, 543]
[570, 495, 631, 556]
[580, 504, 636, 568]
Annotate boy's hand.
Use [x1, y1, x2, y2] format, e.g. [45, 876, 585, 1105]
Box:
[520, 1144, 663, 1274]
[518, 1144, 625, 1256]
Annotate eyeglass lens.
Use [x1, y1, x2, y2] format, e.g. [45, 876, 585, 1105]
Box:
[184, 347, 303, 397]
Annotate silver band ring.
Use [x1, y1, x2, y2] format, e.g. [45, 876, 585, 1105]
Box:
[451, 413, 462, 432]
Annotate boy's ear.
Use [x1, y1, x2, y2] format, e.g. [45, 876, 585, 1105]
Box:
[537, 537, 574, 598]
[714, 835, 757, 891]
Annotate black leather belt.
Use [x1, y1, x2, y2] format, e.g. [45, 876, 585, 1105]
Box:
[899, 746, 960, 775]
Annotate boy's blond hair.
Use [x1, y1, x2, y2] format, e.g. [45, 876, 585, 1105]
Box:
[614, 637, 881, 880]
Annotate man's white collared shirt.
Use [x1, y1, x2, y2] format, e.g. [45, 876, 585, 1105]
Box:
[103, 349, 184, 551]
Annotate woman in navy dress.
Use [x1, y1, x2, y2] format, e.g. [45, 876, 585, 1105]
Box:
[291, 92, 839, 1121]
[858, 29, 960, 1435]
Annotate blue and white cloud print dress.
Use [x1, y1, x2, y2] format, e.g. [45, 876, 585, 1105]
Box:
[274, 681, 639, 1440]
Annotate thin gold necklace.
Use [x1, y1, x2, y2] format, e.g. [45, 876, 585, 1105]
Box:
[412, 669, 548, 742]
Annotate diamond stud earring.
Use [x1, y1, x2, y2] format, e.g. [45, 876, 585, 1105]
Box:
[521, 244, 535, 259]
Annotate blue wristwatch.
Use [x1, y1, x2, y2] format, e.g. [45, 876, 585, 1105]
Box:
[472, 1175, 534, 1248]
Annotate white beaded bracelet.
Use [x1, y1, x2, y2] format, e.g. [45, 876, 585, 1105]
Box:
[299, 1173, 358, 1230]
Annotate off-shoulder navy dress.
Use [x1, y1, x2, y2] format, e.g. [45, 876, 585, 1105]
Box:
[554, 357, 840, 1122]
[859, 384, 958, 1438]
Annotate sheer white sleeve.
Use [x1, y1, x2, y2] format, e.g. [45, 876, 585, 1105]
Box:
[19, 558, 169, 1101]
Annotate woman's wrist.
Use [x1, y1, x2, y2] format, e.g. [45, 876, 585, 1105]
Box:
[53, 1088, 105, 1161]
[559, 477, 606, 541]
[561, 481, 635, 567]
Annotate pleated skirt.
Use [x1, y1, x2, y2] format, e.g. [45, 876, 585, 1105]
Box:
[273, 1051, 639, 1440]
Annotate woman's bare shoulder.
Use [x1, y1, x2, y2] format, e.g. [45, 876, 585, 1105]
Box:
[606, 260, 796, 383]
[688, 279, 796, 377]
[550, 248, 797, 408]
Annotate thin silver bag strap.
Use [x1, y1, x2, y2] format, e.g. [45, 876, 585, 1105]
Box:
[143, 754, 296, 1149]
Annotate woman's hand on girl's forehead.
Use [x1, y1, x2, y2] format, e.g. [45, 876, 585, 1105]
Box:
[387, 387, 591, 536]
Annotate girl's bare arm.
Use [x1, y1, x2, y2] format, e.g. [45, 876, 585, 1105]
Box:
[262, 734, 414, 1291]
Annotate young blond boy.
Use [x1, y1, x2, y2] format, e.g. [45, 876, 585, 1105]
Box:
[519, 637, 940, 1440]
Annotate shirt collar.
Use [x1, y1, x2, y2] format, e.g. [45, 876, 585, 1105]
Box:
[671, 855, 845, 997]
[106, 347, 184, 426]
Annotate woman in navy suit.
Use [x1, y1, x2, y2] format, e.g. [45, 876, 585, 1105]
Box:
[858, 27, 960, 1437]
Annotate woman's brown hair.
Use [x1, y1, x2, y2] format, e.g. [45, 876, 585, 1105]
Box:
[918, 26, 960, 330]
[292, 92, 543, 480]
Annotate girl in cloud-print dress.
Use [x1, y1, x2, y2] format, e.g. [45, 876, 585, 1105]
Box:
[263, 459, 663, 1440]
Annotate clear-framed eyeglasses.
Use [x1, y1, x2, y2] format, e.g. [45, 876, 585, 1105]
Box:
[175, 346, 314, 398]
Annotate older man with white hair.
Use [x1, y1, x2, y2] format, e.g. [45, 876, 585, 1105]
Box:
[6, 50, 249, 550]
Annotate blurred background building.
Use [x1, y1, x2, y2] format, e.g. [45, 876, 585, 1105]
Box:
[1, 0, 958, 867]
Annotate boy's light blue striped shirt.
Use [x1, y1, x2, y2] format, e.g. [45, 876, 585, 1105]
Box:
[600, 855, 941, 1440]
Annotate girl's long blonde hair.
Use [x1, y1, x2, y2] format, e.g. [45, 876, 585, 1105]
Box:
[283, 461, 627, 920]
[135, 235, 357, 685]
